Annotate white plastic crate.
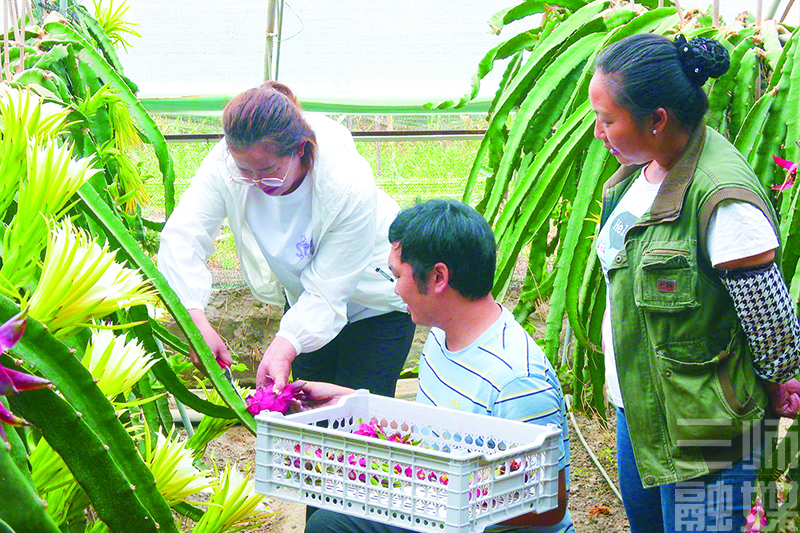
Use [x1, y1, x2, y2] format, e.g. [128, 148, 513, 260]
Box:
[255, 390, 561, 533]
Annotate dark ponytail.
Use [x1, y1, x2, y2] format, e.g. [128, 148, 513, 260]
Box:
[594, 33, 729, 130]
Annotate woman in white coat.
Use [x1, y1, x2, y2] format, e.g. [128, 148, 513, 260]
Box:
[158, 81, 415, 398]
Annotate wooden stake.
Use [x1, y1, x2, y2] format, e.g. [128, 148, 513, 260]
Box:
[8, 0, 22, 76]
[3, 0, 10, 82]
[779, 0, 796, 23]
[674, 0, 684, 24]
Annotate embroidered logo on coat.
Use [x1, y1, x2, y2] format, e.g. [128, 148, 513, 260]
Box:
[295, 235, 314, 259]
[657, 279, 676, 293]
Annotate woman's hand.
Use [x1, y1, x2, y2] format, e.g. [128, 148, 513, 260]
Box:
[188, 308, 232, 370]
[256, 337, 297, 392]
[764, 379, 800, 418]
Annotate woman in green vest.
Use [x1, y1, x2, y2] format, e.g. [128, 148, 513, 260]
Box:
[590, 33, 800, 532]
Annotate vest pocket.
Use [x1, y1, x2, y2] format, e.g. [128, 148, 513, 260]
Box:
[635, 248, 698, 312]
[655, 344, 763, 445]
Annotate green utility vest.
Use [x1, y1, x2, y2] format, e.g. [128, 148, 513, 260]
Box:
[600, 125, 778, 487]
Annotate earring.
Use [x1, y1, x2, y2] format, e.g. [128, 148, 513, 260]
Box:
[652, 129, 658, 135]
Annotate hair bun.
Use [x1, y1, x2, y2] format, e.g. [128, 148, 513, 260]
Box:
[674, 34, 730, 87]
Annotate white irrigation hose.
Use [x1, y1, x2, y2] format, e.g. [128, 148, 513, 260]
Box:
[566, 394, 623, 503]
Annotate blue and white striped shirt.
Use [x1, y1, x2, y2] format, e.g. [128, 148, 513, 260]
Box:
[416, 305, 572, 533]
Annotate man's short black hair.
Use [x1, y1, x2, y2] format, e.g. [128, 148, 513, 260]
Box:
[388, 199, 495, 300]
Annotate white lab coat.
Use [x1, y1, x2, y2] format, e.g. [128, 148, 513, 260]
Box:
[158, 113, 406, 354]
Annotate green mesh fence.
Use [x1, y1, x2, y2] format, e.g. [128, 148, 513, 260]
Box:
[137, 114, 487, 288]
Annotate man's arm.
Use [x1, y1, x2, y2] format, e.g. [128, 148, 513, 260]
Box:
[297, 380, 356, 408]
[490, 364, 570, 529]
[496, 469, 567, 527]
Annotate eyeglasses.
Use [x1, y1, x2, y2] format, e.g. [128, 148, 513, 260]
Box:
[227, 150, 295, 188]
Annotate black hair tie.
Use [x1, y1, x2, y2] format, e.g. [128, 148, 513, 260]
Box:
[674, 34, 730, 87]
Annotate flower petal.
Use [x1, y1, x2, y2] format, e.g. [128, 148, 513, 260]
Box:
[0, 366, 17, 396]
[773, 155, 796, 171]
[0, 401, 30, 428]
[771, 177, 795, 192]
[244, 382, 303, 415]
[0, 310, 27, 353]
[2, 366, 50, 392]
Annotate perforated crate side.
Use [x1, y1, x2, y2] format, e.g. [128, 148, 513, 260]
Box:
[255, 391, 562, 533]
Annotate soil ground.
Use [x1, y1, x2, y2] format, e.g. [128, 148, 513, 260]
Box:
[188, 286, 631, 532]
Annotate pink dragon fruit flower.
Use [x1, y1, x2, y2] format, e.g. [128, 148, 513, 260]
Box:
[0, 310, 51, 447]
[745, 501, 766, 532]
[354, 422, 378, 438]
[772, 154, 799, 192]
[245, 378, 304, 415]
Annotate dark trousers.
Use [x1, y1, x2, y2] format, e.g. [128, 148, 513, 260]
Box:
[616, 407, 760, 533]
[291, 311, 416, 398]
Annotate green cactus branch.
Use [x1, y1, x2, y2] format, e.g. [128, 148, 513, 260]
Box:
[8, 388, 160, 533]
[0, 433, 60, 533]
[77, 185, 247, 424]
[129, 306, 250, 427]
[0, 297, 179, 533]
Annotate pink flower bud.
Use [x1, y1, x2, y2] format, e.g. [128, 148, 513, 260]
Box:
[354, 422, 378, 438]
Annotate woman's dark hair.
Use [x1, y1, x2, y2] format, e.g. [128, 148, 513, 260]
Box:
[388, 199, 495, 301]
[594, 33, 729, 130]
[223, 81, 316, 175]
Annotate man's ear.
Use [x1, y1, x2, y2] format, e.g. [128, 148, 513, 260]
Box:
[429, 262, 450, 294]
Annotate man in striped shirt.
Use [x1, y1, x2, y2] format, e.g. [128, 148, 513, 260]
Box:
[302, 199, 572, 533]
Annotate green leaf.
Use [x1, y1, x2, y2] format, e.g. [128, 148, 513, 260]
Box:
[487, 0, 586, 33]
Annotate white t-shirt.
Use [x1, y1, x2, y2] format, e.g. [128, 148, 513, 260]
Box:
[417, 306, 573, 533]
[596, 171, 778, 408]
[246, 172, 382, 323]
[246, 174, 314, 299]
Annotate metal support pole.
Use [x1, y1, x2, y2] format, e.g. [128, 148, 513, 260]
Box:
[175, 399, 195, 435]
[264, 0, 285, 81]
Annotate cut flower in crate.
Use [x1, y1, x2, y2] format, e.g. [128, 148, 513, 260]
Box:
[353, 418, 420, 445]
